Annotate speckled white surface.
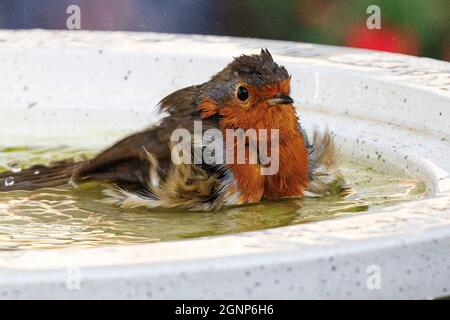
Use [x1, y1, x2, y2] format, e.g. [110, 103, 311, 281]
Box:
[0, 30, 449, 299]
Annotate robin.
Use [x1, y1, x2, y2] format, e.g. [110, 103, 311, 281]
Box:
[0, 49, 349, 210]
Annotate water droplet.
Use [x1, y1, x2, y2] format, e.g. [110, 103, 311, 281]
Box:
[10, 163, 22, 173]
[4, 177, 14, 187]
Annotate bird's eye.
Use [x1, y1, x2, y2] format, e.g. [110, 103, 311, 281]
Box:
[237, 86, 249, 101]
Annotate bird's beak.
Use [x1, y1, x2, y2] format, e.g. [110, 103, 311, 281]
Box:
[266, 93, 294, 106]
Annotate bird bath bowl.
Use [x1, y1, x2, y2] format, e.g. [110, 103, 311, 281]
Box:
[0, 30, 449, 299]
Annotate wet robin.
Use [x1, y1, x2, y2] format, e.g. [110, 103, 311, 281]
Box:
[0, 49, 348, 210]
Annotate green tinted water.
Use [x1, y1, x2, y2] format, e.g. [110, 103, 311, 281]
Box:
[0, 146, 425, 250]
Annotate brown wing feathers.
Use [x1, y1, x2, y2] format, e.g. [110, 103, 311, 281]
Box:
[0, 127, 169, 193]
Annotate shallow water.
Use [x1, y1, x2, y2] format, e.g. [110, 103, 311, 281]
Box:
[0, 146, 425, 250]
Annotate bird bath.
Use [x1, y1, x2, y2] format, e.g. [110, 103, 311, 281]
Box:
[0, 30, 449, 299]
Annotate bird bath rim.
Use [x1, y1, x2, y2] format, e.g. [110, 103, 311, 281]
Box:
[0, 30, 449, 299]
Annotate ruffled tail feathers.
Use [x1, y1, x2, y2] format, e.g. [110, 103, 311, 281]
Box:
[0, 160, 79, 192]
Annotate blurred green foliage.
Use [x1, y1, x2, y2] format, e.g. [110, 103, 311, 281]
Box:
[225, 0, 449, 60]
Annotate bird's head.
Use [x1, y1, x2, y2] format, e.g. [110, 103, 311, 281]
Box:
[198, 49, 295, 128]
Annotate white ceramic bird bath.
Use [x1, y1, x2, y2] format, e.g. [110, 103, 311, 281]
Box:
[0, 30, 449, 299]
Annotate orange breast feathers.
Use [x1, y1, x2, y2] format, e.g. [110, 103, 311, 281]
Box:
[214, 83, 309, 203]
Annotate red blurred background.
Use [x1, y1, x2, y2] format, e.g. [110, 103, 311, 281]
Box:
[0, 0, 448, 61]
